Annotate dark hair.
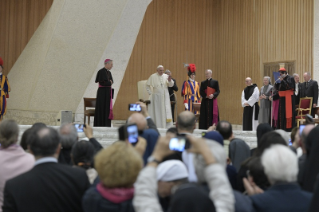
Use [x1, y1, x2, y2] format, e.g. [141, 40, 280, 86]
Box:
[247, 157, 270, 190]
[166, 127, 178, 135]
[31, 122, 47, 129]
[20, 128, 33, 150]
[216, 121, 232, 139]
[29, 127, 60, 157]
[177, 112, 196, 132]
[256, 123, 273, 146]
[0, 120, 19, 148]
[253, 131, 287, 157]
[71, 140, 95, 170]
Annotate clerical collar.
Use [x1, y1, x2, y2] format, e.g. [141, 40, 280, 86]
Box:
[207, 78, 212, 81]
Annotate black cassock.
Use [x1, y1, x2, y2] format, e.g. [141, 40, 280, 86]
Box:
[275, 75, 295, 132]
[199, 78, 220, 130]
[94, 68, 113, 127]
[242, 84, 259, 131]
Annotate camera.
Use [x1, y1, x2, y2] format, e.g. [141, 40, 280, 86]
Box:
[169, 137, 190, 152]
[74, 124, 86, 132]
[128, 104, 142, 112]
[118, 124, 139, 144]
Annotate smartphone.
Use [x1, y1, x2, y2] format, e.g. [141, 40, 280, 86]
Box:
[299, 125, 306, 135]
[118, 124, 139, 144]
[74, 124, 85, 132]
[169, 137, 190, 152]
[128, 104, 142, 112]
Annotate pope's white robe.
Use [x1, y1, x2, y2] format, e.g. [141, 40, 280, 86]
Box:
[146, 73, 174, 128]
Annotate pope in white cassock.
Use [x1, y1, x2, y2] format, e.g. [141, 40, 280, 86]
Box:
[146, 65, 174, 128]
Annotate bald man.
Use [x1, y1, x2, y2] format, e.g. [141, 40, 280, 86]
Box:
[241, 77, 259, 131]
[127, 110, 159, 165]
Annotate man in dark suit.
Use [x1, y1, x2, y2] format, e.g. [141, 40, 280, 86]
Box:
[2, 127, 90, 212]
[300, 72, 318, 117]
[165, 70, 178, 123]
[199, 69, 220, 129]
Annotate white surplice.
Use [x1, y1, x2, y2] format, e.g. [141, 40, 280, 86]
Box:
[241, 87, 259, 131]
[146, 73, 174, 128]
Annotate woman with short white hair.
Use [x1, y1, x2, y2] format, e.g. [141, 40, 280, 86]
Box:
[249, 144, 312, 212]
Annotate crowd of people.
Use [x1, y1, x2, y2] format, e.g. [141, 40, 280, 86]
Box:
[0, 101, 319, 212]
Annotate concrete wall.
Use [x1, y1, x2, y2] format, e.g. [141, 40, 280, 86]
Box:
[6, 0, 151, 125]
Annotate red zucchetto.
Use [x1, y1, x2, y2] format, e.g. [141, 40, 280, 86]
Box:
[279, 67, 286, 72]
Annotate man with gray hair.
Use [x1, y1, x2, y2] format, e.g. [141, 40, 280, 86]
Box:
[146, 65, 174, 128]
[199, 69, 220, 129]
[246, 144, 312, 211]
[58, 123, 78, 165]
[165, 70, 178, 123]
[300, 72, 318, 117]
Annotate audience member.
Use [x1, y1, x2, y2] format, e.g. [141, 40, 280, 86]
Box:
[19, 128, 32, 151]
[229, 139, 250, 171]
[203, 131, 237, 189]
[0, 120, 35, 212]
[3, 127, 90, 212]
[127, 112, 159, 164]
[82, 141, 143, 212]
[251, 123, 273, 155]
[133, 135, 233, 212]
[246, 157, 270, 191]
[71, 140, 98, 184]
[300, 126, 319, 192]
[309, 174, 319, 212]
[82, 124, 104, 153]
[156, 160, 189, 212]
[246, 144, 312, 212]
[20, 122, 47, 151]
[166, 127, 177, 137]
[237, 131, 287, 192]
[58, 123, 78, 165]
[297, 124, 315, 185]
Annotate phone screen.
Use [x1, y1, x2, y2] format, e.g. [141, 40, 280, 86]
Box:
[74, 124, 84, 132]
[169, 137, 187, 152]
[129, 104, 142, 112]
[127, 124, 139, 144]
[299, 125, 306, 135]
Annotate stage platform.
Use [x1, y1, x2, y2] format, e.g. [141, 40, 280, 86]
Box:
[17, 122, 258, 149]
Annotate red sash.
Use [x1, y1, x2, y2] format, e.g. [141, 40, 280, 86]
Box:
[278, 90, 294, 128]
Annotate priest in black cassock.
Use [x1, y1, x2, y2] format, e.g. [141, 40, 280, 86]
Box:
[94, 59, 114, 127]
[274, 67, 295, 132]
[199, 69, 220, 129]
[241, 77, 259, 131]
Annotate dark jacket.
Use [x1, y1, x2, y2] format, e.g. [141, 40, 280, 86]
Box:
[82, 187, 134, 212]
[250, 183, 312, 212]
[3, 162, 90, 212]
[300, 79, 318, 105]
[168, 78, 178, 101]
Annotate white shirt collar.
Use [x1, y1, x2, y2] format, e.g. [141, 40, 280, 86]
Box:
[34, 157, 58, 166]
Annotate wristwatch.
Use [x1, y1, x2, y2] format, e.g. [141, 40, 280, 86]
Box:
[147, 156, 161, 164]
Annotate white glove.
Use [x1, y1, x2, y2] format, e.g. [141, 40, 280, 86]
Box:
[184, 103, 189, 110]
